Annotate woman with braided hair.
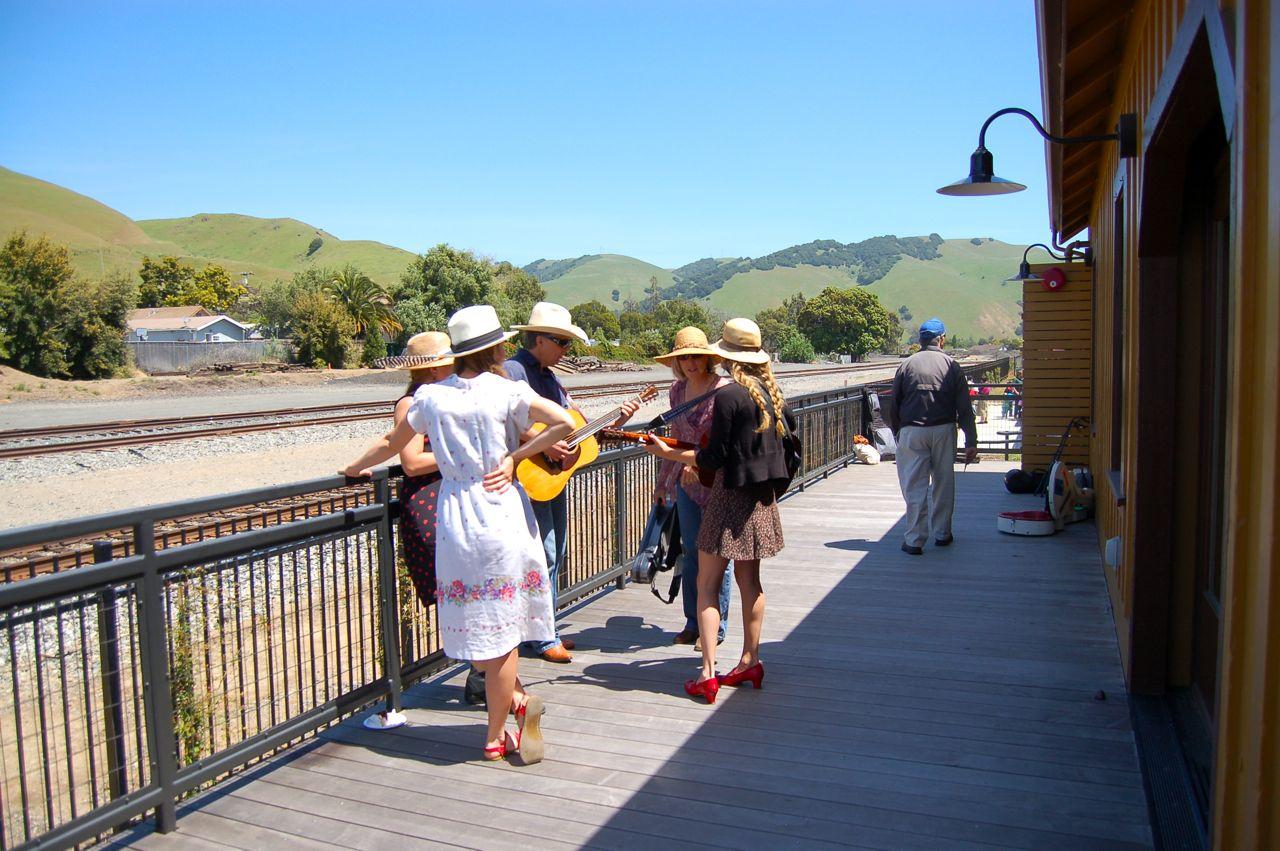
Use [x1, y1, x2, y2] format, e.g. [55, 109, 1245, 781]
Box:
[642, 318, 797, 704]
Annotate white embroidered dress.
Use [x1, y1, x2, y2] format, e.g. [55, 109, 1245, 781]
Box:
[405, 372, 555, 660]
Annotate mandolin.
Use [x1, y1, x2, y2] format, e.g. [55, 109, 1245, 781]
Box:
[598, 428, 715, 488]
[516, 385, 658, 501]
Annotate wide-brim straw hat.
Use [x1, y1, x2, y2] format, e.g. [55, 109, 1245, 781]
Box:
[707, 318, 771, 365]
[442, 305, 518, 358]
[511, 301, 589, 343]
[654, 326, 720, 363]
[374, 330, 455, 370]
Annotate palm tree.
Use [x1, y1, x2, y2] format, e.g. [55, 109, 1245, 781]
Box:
[324, 265, 402, 336]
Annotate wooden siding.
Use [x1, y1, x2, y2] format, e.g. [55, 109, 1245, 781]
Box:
[1020, 264, 1093, 472]
[1043, 0, 1280, 845]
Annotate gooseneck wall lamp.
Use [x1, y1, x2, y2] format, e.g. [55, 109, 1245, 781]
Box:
[936, 107, 1138, 196]
[1005, 243, 1066, 283]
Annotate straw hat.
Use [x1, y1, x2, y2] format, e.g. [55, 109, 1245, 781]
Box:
[511, 302, 589, 343]
[707, 318, 771, 365]
[442, 305, 518, 358]
[374, 331, 455, 370]
[654, 326, 719, 363]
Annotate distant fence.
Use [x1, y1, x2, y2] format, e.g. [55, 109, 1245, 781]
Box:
[127, 341, 291, 374]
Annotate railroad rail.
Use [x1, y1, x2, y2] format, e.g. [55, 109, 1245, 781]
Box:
[0, 361, 900, 460]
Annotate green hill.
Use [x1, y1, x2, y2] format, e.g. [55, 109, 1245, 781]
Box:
[532, 254, 674, 307]
[531, 238, 1054, 341]
[138, 214, 414, 286]
[0, 167, 415, 286]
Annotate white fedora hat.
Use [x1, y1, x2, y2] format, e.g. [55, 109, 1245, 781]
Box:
[442, 305, 518, 358]
[511, 302, 589, 343]
[374, 331, 455, 370]
[707, 318, 771, 365]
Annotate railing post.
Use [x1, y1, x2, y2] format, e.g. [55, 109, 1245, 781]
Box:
[93, 541, 128, 810]
[373, 476, 404, 715]
[614, 458, 628, 586]
[134, 521, 178, 833]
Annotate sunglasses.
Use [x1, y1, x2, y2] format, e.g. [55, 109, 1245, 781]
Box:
[543, 335, 574, 348]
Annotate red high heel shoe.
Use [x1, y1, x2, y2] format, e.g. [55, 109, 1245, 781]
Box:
[511, 694, 546, 764]
[718, 662, 764, 689]
[684, 676, 720, 704]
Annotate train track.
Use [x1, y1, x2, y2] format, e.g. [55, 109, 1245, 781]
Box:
[0, 362, 900, 460]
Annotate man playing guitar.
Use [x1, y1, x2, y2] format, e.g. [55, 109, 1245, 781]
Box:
[504, 303, 640, 663]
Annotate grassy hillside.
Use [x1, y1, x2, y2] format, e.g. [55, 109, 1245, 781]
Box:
[541, 254, 674, 307]
[1, 167, 416, 286]
[138, 214, 415, 286]
[700, 239, 1040, 340]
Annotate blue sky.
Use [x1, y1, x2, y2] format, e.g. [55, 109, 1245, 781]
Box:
[0, 1, 1052, 268]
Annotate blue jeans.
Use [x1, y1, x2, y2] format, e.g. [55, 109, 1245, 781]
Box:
[676, 485, 731, 640]
[523, 492, 567, 654]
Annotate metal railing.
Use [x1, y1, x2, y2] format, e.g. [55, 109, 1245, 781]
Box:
[968, 383, 1023, 458]
[0, 382, 875, 849]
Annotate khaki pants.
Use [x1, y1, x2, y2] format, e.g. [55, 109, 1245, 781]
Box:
[895, 424, 957, 548]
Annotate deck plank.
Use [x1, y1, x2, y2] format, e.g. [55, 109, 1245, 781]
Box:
[109, 462, 1152, 849]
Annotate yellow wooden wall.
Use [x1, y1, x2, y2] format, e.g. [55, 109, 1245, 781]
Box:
[1070, 0, 1278, 844]
[1019, 264, 1092, 471]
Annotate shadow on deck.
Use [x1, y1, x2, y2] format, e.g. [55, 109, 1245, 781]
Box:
[110, 461, 1152, 850]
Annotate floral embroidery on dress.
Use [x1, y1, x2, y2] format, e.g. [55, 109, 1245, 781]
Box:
[435, 572, 550, 605]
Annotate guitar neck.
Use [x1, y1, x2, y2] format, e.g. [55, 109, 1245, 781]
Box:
[600, 429, 698, 451]
[566, 389, 650, 447]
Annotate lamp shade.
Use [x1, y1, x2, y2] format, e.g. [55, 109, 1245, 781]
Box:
[936, 147, 1027, 196]
[1004, 260, 1043, 283]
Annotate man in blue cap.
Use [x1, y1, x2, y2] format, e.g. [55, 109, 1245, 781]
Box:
[888, 318, 978, 555]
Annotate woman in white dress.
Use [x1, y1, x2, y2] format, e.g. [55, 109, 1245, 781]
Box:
[343, 305, 574, 763]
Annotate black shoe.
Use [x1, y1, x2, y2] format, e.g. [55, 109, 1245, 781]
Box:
[935, 535, 954, 547]
[464, 667, 486, 705]
[901, 543, 923, 556]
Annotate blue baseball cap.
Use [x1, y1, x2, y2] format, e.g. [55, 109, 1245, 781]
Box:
[919, 318, 946, 339]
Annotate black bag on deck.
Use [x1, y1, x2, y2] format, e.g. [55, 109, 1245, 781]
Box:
[630, 500, 683, 603]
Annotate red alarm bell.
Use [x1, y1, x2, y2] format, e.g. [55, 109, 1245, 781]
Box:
[1041, 267, 1068, 291]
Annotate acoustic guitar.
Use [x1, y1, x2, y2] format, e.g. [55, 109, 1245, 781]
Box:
[516, 385, 658, 502]
[598, 428, 715, 488]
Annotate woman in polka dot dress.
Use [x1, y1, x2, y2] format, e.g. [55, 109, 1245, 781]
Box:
[389, 332, 456, 606]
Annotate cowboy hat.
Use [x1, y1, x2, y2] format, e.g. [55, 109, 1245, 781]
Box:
[442, 305, 518, 358]
[511, 302, 589, 344]
[374, 331, 455, 370]
[654, 326, 719, 363]
[707, 318, 771, 365]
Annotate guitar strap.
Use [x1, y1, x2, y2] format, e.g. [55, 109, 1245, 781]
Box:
[645, 385, 726, 430]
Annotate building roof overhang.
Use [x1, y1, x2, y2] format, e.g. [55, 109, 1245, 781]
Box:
[1037, 0, 1134, 240]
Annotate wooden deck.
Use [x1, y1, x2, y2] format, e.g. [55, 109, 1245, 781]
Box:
[111, 461, 1153, 849]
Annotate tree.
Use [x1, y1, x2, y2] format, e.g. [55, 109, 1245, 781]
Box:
[611, 289, 620, 302]
[394, 296, 448, 338]
[491, 262, 546, 327]
[178, 264, 245, 313]
[325, 265, 401, 336]
[755, 292, 807, 351]
[394, 244, 494, 320]
[777, 329, 815, 363]
[63, 272, 136, 379]
[360, 328, 388, 367]
[137, 256, 189, 308]
[0, 232, 135, 379]
[797, 286, 897, 359]
[570, 300, 620, 341]
[618, 310, 653, 338]
[0, 231, 74, 376]
[646, 275, 662, 311]
[291, 290, 355, 368]
[651, 299, 713, 339]
[307, 236, 323, 256]
[138, 256, 245, 312]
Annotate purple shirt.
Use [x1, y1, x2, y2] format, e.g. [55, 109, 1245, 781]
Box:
[657, 376, 730, 507]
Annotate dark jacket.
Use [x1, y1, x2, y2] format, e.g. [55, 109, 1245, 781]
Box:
[695, 383, 798, 497]
[888, 344, 978, 446]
